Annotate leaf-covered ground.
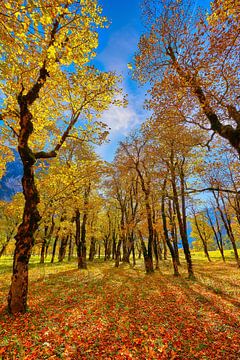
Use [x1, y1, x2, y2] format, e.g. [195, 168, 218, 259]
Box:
[0, 256, 240, 359]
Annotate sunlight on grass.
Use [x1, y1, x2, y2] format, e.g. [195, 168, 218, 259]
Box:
[0, 252, 240, 360]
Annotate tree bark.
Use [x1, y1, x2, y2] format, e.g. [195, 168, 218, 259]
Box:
[7, 52, 57, 314]
[78, 185, 90, 269]
[115, 238, 122, 268]
[169, 200, 181, 265]
[193, 213, 211, 262]
[68, 235, 73, 262]
[170, 153, 194, 278]
[206, 209, 225, 261]
[89, 236, 96, 261]
[115, 214, 125, 268]
[51, 233, 59, 264]
[138, 230, 154, 274]
[136, 169, 154, 274]
[40, 225, 48, 264]
[131, 240, 136, 266]
[45, 215, 55, 260]
[168, 45, 240, 156]
[58, 236, 69, 262]
[112, 231, 117, 260]
[213, 192, 240, 267]
[161, 182, 180, 276]
[152, 205, 159, 269]
[0, 235, 12, 257]
[8, 98, 41, 313]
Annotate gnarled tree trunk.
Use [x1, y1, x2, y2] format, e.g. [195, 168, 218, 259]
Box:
[8, 91, 42, 314]
[8, 156, 40, 313]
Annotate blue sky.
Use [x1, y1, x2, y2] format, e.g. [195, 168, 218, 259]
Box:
[94, 0, 148, 162]
[95, 0, 211, 162]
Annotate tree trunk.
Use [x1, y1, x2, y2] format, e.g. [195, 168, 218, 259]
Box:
[68, 235, 73, 262]
[7, 54, 52, 314]
[45, 215, 55, 260]
[104, 235, 111, 261]
[207, 209, 225, 262]
[122, 239, 130, 263]
[161, 183, 180, 276]
[115, 213, 125, 268]
[112, 232, 117, 260]
[8, 150, 41, 314]
[193, 213, 211, 262]
[77, 184, 90, 269]
[152, 205, 159, 269]
[75, 209, 82, 267]
[78, 212, 87, 269]
[0, 235, 12, 257]
[137, 243, 142, 259]
[138, 230, 154, 274]
[51, 233, 59, 264]
[170, 154, 194, 278]
[169, 200, 181, 265]
[132, 240, 136, 266]
[153, 229, 159, 269]
[214, 210, 225, 261]
[136, 170, 154, 274]
[163, 237, 168, 260]
[144, 200, 154, 273]
[89, 236, 96, 261]
[158, 237, 163, 261]
[40, 225, 48, 264]
[213, 192, 240, 267]
[58, 236, 69, 262]
[115, 239, 122, 268]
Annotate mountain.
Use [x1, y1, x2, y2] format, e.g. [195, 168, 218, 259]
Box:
[0, 150, 22, 201]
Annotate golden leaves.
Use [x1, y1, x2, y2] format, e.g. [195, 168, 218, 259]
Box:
[1, 0, 122, 161]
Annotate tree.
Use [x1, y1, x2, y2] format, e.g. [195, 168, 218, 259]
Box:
[190, 210, 213, 261]
[0, 195, 23, 257]
[206, 208, 225, 261]
[119, 134, 156, 273]
[0, 0, 121, 314]
[134, 0, 240, 155]
[142, 112, 203, 278]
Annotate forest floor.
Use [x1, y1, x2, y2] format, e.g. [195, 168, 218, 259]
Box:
[0, 253, 240, 359]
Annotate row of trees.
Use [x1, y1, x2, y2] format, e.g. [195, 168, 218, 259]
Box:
[1, 127, 240, 272]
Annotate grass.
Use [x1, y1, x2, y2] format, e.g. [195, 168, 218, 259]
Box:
[190, 249, 238, 261]
[0, 251, 240, 359]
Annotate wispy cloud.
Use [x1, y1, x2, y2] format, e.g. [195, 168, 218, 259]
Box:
[101, 104, 140, 135]
[98, 25, 139, 76]
[96, 100, 150, 162]
[95, 23, 151, 161]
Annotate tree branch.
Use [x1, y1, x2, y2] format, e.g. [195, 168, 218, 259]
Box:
[186, 187, 239, 195]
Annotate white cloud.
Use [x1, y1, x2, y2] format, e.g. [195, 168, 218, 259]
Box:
[94, 23, 152, 161]
[95, 104, 142, 162]
[98, 25, 139, 75]
[101, 104, 140, 135]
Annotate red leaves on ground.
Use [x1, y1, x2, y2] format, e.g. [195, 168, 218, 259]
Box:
[0, 261, 239, 359]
